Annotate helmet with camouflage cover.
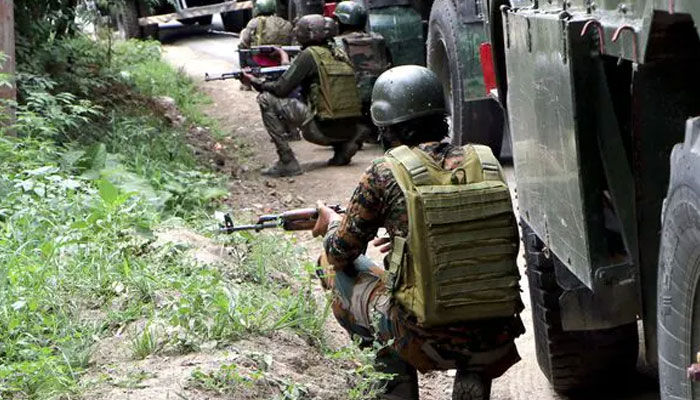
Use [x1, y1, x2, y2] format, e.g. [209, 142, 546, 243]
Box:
[333, 1, 367, 29]
[370, 65, 445, 127]
[253, 0, 276, 16]
[294, 14, 328, 46]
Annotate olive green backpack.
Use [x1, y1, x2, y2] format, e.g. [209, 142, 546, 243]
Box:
[385, 144, 522, 327]
[307, 46, 363, 120]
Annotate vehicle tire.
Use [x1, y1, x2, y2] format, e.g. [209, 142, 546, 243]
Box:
[658, 119, 700, 400]
[523, 225, 639, 393]
[222, 10, 252, 33]
[115, 0, 142, 39]
[452, 371, 491, 400]
[179, 15, 213, 25]
[427, 0, 504, 155]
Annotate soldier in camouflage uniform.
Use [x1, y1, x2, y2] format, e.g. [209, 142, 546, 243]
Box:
[332, 1, 390, 142]
[238, 0, 293, 89]
[239, 0, 293, 50]
[312, 66, 524, 400]
[240, 15, 364, 177]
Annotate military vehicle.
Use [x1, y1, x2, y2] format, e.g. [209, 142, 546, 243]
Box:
[431, 0, 699, 398]
[115, 0, 253, 39]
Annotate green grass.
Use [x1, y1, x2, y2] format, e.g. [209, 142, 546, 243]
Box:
[0, 34, 382, 400]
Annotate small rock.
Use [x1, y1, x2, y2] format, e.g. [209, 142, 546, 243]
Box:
[253, 203, 263, 209]
[265, 181, 276, 188]
[296, 195, 305, 203]
[283, 194, 294, 204]
[287, 178, 295, 183]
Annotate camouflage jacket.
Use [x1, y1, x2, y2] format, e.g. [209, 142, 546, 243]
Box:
[324, 141, 465, 269]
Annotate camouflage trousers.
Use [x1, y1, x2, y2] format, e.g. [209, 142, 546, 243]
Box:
[325, 255, 523, 378]
[257, 92, 358, 163]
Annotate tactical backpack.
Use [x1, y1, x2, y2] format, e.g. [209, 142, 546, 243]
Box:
[385, 144, 522, 327]
[334, 32, 390, 104]
[307, 46, 363, 120]
[252, 16, 293, 46]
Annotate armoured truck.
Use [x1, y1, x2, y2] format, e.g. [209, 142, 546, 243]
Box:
[435, 0, 700, 397]
[114, 0, 254, 39]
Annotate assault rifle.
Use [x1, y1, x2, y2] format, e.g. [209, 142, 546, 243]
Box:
[204, 65, 290, 82]
[218, 205, 345, 233]
[237, 45, 302, 56]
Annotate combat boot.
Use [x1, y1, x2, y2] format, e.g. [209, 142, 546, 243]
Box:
[327, 138, 360, 166]
[262, 158, 302, 177]
[452, 371, 491, 400]
[376, 351, 419, 400]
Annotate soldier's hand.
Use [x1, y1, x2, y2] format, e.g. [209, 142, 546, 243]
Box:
[312, 200, 342, 237]
[372, 237, 392, 253]
[239, 71, 254, 86]
[273, 47, 291, 65]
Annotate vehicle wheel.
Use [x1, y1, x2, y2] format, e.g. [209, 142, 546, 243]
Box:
[452, 371, 491, 400]
[222, 10, 252, 33]
[658, 118, 700, 400]
[179, 15, 213, 25]
[115, 0, 142, 39]
[523, 225, 638, 393]
[427, 0, 504, 155]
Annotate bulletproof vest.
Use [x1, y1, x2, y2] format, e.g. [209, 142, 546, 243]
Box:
[253, 16, 293, 46]
[334, 32, 390, 104]
[385, 144, 522, 327]
[306, 46, 363, 120]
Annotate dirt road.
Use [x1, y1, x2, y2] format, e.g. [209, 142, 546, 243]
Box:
[159, 21, 661, 400]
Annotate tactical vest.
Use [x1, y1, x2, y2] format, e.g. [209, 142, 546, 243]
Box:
[385, 144, 522, 327]
[253, 16, 293, 46]
[306, 46, 363, 120]
[334, 32, 390, 104]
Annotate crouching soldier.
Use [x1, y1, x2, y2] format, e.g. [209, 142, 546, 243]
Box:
[241, 14, 364, 177]
[312, 66, 525, 400]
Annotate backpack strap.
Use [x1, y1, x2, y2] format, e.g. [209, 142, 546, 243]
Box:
[471, 144, 502, 182]
[388, 145, 432, 186]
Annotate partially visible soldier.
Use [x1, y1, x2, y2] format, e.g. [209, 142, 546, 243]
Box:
[332, 1, 391, 140]
[238, 0, 293, 89]
[240, 14, 364, 177]
[312, 66, 524, 400]
[239, 0, 293, 50]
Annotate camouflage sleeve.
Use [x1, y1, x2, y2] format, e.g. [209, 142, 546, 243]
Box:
[323, 161, 387, 270]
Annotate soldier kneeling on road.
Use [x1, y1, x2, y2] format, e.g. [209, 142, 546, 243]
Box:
[331, 1, 391, 145]
[312, 66, 525, 400]
[240, 14, 364, 178]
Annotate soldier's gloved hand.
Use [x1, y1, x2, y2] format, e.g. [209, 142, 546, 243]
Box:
[312, 200, 342, 238]
[372, 237, 392, 253]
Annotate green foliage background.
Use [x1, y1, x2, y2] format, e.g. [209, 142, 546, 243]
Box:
[1, 3, 388, 398]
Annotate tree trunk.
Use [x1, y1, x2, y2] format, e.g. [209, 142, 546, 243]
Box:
[0, 0, 16, 131]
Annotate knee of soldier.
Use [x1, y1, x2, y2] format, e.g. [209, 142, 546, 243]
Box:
[256, 92, 278, 110]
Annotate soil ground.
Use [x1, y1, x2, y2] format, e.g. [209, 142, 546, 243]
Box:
[84, 19, 662, 400]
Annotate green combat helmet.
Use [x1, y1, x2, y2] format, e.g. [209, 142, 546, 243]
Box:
[370, 65, 445, 127]
[334, 1, 368, 29]
[324, 17, 339, 39]
[294, 14, 328, 46]
[253, 0, 276, 16]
